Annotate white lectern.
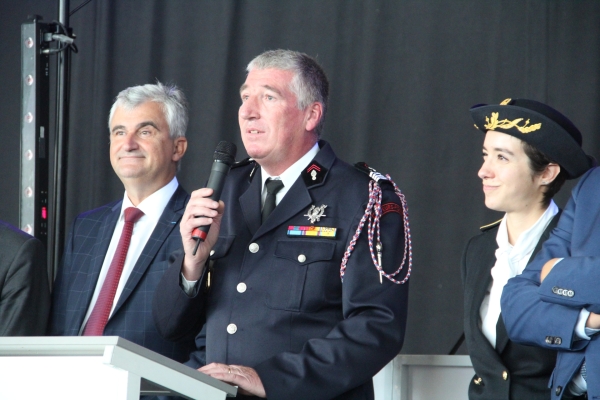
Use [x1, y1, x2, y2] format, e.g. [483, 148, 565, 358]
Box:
[374, 354, 473, 400]
[0, 336, 237, 400]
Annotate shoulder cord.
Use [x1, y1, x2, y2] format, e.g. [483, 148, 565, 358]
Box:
[340, 175, 412, 284]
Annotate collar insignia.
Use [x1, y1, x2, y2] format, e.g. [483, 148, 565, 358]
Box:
[305, 204, 327, 224]
[302, 161, 327, 187]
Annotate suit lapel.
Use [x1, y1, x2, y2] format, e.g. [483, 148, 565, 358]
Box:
[72, 202, 121, 333]
[470, 233, 495, 332]
[240, 170, 263, 236]
[496, 313, 510, 354]
[254, 177, 313, 238]
[248, 141, 334, 240]
[112, 186, 187, 315]
[527, 211, 561, 264]
[468, 229, 507, 362]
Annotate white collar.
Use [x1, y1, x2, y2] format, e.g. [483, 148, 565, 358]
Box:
[121, 176, 179, 222]
[496, 199, 559, 261]
[260, 142, 320, 190]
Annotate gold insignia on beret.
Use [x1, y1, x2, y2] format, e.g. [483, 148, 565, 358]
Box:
[500, 98, 512, 105]
[484, 112, 542, 134]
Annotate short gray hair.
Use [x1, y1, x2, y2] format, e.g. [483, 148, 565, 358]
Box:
[108, 81, 188, 139]
[247, 49, 329, 137]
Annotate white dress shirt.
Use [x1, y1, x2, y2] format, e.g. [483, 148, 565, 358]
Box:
[259, 142, 320, 207]
[79, 177, 179, 334]
[479, 200, 559, 347]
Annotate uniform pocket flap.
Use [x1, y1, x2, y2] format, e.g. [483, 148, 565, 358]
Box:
[274, 239, 335, 265]
[209, 235, 235, 259]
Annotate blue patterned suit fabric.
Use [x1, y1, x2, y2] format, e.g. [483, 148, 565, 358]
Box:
[502, 167, 600, 399]
[49, 186, 195, 362]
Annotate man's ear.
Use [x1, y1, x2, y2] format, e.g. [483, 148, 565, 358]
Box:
[304, 102, 323, 133]
[172, 137, 188, 162]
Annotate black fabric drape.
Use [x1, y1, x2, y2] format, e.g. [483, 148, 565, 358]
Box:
[1, 0, 599, 355]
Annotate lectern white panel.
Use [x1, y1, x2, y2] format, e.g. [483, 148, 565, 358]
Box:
[374, 354, 473, 400]
[0, 337, 237, 400]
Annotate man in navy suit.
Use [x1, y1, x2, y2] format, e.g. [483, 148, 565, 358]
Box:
[501, 140, 600, 396]
[153, 50, 411, 399]
[49, 82, 195, 362]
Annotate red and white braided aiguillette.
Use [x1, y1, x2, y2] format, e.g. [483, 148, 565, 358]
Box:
[340, 171, 412, 284]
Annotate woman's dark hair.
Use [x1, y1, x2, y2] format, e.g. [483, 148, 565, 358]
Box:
[522, 142, 567, 207]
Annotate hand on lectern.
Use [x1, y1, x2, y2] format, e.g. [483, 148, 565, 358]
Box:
[199, 362, 266, 398]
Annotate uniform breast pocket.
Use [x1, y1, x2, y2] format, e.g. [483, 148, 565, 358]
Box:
[266, 239, 338, 312]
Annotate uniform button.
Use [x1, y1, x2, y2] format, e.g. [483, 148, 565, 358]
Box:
[554, 337, 562, 345]
[298, 254, 306, 263]
[557, 288, 564, 295]
[237, 282, 247, 293]
[473, 377, 482, 385]
[555, 386, 562, 396]
[249, 243, 259, 253]
[210, 250, 215, 256]
[226, 324, 237, 334]
[552, 286, 559, 294]
[545, 336, 553, 344]
[502, 371, 508, 380]
[567, 290, 575, 297]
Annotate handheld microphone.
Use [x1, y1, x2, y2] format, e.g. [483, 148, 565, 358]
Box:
[192, 141, 237, 255]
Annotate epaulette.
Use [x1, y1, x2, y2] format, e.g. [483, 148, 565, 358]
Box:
[231, 157, 254, 169]
[232, 157, 258, 183]
[354, 162, 391, 183]
[480, 219, 502, 232]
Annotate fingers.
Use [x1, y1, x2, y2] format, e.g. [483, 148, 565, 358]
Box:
[180, 189, 225, 280]
[198, 363, 266, 398]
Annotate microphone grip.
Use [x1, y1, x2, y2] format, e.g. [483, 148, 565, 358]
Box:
[191, 161, 231, 254]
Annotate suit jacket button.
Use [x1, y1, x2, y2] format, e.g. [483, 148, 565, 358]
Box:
[237, 282, 247, 293]
[249, 243, 259, 253]
[545, 336, 553, 344]
[227, 323, 237, 334]
[473, 377, 482, 385]
[557, 288, 564, 295]
[552, 286, 559, 294]
[298, 254, 306, 263]
[555, 386, 562, 396]
[502, 371, 508, 380]
[554, 337, 562, 345]
[567, 290, 575, 297]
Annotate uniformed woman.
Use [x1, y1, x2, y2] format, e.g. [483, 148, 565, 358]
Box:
[461, 98, 593, 400]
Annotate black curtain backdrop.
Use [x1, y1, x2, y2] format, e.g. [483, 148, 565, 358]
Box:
[1, 0, 599, 355]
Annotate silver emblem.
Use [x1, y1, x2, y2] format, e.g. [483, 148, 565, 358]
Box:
[305, 204, 327, 224]
[310, 170, 317, 181]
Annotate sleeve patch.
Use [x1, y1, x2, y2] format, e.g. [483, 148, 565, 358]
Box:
[382, 203, 402, 216]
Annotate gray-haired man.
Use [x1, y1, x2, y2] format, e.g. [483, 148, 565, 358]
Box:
[49, 82, 195, 362]
[154, 50, 411, 399]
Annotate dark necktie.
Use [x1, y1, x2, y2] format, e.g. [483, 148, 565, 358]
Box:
[262, 178, 284, 223]
[83, 207, 145, 336]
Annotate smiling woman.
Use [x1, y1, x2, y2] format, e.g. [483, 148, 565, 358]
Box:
[461, 99, 594, 400]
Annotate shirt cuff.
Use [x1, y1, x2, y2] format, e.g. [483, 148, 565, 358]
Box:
[180, 273, 199, 296]
[575, 309, 592, 340]
[568, 370, 587, 395]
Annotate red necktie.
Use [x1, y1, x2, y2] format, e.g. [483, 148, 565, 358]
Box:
[83, 207, 144, 336]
